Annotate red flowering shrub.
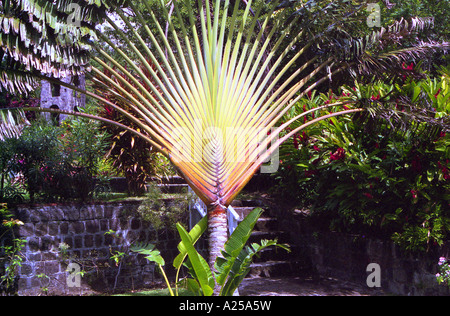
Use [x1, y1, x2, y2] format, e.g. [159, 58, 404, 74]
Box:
[275, 76, 450, 253]
[329, 148, 345, 161]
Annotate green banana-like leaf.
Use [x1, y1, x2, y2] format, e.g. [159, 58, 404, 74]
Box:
[185, 277, 201, 296]
[220, 239, 290, 296]
[130, 242, 165, 266]
[214, 208, 263, 286]
[176, 222, 215, 296]
[173, 215, 207, 270]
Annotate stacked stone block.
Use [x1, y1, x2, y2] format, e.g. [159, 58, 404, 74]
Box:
[12, 201, 179, 295]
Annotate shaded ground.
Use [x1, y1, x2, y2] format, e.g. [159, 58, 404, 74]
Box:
[238, 276, 387, 296]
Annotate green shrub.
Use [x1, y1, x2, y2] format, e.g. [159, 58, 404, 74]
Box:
[0, 203, 26, 294]
[275, 74, 449, 253]
[137, 183, 190, 232]
[1, 113, 110, 203]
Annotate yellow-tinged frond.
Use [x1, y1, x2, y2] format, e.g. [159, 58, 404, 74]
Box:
[90, 0, 361, 207]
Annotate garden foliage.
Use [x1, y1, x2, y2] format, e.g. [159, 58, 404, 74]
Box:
[275, 73, 449, 253]
[0, 203, 25, 294]
[0, 113, 110, 203]
[132, 208, 290, 296]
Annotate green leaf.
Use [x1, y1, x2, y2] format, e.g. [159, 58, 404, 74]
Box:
[185, 278, 201, 296]
[220, 239, 290, 296]
[215, 208, 263, 286]
[173, 216, 207, 270]
[130, 242, 165, 266]
[176, 223, 214, 296]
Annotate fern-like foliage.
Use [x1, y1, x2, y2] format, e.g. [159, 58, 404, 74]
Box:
[334, 17, 449, 81]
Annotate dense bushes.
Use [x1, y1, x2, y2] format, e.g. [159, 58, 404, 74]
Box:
[274, 73, 449, 253]
[0, 114, 110, 203]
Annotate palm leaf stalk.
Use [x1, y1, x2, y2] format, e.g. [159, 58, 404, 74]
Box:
[2, 0, 447, 280]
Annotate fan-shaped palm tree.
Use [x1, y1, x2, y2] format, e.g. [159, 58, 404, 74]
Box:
[84, 0, 366, 268]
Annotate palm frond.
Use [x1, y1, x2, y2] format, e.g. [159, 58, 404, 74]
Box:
[86, 0, 359, 208]
[2, 0, 447, 270]
[0, 107, 28, 140]
[333, 17, 449, 81]
[0, 0, 124, 94]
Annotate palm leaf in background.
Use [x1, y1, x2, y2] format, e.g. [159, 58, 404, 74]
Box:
[0, 106, 26, 139]
[0, 0, 125, 94]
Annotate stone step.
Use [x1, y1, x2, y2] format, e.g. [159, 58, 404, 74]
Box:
[248, 230, 290, 244]
[150, 176, 186, 184]
[248, 260, 308, 278]
[240, 199, 267, 207]
[146, 183, 189, 194]
[231, 199, 266, 208]
[233, 206, 256, 219]
[254, 217, 278, 232]
[111, 176, 188, 193]
[158, 183, 188, 194]
[146, 176, 189, 194]
[250, 244, 299, 263]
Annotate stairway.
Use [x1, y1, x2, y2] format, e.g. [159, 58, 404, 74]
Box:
[231, 198, 307, 278]
[148, 176, 189, 194]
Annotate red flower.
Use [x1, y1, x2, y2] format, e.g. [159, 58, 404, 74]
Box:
[371, 94, 380, 101]
[402, 62, 414, 71]
[299, 131, 308, 142]
[104, 105, 114, 116]
[330, 148, 345, 161]
[401, 63, 414, 80]
[410, 190, 418, 199]
[434, 89, 441, 99]
[438, 161, 449, 180]
[293, 135, 299, 149]
[363, 192, 374, 199]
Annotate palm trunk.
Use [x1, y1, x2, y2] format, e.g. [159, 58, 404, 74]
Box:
[207, 203, 228, 295]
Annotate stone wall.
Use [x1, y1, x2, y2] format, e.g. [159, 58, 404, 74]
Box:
[277, 209, 450, 296]
[10, 201, 183, 295]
